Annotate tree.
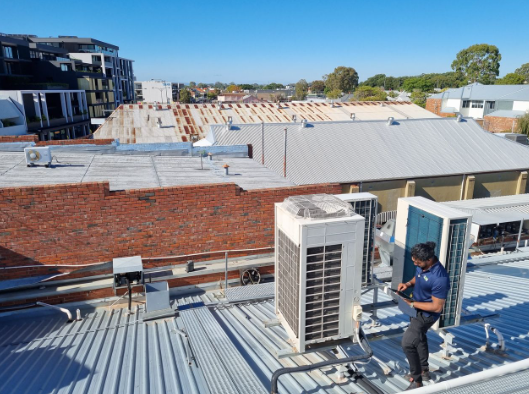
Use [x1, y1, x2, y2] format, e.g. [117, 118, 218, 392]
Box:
[359, 74, 386, 88]
[326, 89, 342, 99]
[496, 73, 526, 85]
[410, 91, 428, 108]
[325, 66, 359, 93]
[189, 81, 196, 88]
[214, 81, 225, 90]
[516, 113, 529, 136]
[402, 77, 434, 92]
[264, 82, 285, 90]
[295, 79, 309, 100]
[451, 44, 501, 85]
[207, 89, 219, 101]
[514, 63, 529, 83]
[310, 80, 325, 93]
[353, 86, 387, 101]
[239, 84, 254, 90]
[226, 84, 240, 92]
[179, 89, 192, 103]
[197, 82, 208, 88]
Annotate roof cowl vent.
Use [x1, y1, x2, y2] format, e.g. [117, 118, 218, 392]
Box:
[456, 114, 463, 122]
[225, 116, 233, 131]
[350, 113, 356, 121]
[292, 114, 297, 123]
[300, 119, 308, 128]
[387, 117, 395, 126]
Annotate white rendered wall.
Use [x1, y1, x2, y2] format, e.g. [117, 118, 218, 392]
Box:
[139, 81, 172, 104]
[513, 101, 529, 112]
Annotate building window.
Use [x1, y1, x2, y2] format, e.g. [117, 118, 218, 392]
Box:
[462, 100, 470, 108]
[4, 46, 14, 58]
[5, 62, 12, 75]
[471, 100, 484, 109]
[60, 64, 71, 72]
[104, 56, 110, 62]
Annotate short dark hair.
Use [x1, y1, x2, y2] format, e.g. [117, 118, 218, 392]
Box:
[411, 242, 436, 262]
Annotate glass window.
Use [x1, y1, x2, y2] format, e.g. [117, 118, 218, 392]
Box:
[60, 64, 71, 72]
[471, 100, 484, 109]
[4, 46, 14, 58]
[5, 62, 12, 74]
[462, 100, 470, 108]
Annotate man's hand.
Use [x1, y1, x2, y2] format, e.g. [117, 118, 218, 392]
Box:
[397, 282, 408, 292]
[403, 298, 413, 306]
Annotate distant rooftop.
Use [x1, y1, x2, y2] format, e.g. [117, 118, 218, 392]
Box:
[94, 102, 438, 144]
[0, 149, 294, 191]
[207, 117, 529, 185]
[431, 84, 529, 101]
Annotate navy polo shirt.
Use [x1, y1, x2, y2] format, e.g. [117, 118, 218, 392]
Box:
[413, 261, 450, 318]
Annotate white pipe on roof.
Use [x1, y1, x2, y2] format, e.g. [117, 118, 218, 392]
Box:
[397, 357, 529, 394]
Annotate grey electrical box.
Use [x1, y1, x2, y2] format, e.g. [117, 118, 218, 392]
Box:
[113, 256, 144, 289]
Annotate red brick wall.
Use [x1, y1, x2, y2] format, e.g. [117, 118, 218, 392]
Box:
[0, 182, 341, 280]
[0, 135, 39, 143]
[483, 115, 518, 133]
[425, 98, 456, 117]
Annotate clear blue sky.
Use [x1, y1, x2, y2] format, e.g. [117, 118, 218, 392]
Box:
[3, 0, 528, 84]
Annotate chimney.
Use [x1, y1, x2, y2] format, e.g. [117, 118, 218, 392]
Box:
[301, 119, 308, 128]
[223, 164, 230, 175]
[350, 113, 356, 121]
[387, 117, 394, 126]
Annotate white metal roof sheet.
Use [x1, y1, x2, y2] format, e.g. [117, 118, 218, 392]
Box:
[431, 85, 529, 101]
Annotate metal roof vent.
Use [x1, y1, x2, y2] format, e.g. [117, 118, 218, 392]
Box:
[156, 118, 162, 128]
[350, 113, 356, 121]
[330, 100, 335, 108]
[225, 116, 232, 131]
[456, 114, 462, 122]
[276, 102, 281, 109]
[300, 118, 308, 128]
[217, 103, 222, 110]
[292, 114, 297, 122]
[283, 194, 354, 219]
[387, 117, 395, 126]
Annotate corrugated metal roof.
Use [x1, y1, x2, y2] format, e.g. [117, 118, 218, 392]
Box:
[94, 102, 438, 144]
[431, 85, 529, 101]
[1, 254, 529, 393]
[485, 110, 527, 118]
[209, 118, 529, 185]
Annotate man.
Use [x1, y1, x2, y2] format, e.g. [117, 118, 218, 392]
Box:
[397, 242, 450, 390]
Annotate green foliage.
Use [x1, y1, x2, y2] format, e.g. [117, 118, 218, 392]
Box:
[516, 113, 529, 136]
[410, 91, 428, 108]
[402, 77, 434, 92]
[239, 84, 254, 90]
[179, 89, 192, 103]
[310, 80, 325, 93]
[388, 91, 398, 98]
[207, 90, 219, 101]
[326, 89, 342, 99]
[353, 86, 386, 101]
[197, 83, 207, 88]
[325, 66, 359, 93]
[451, 44, 501, 85]
[264, 82, 285, 90]
[189, 81, 196, 88]
[214, 81, 225, 90]
[496, 73, 526, 85]
[295, 79, 309, 100]
[514, 63, 529, 83]
[360, 72, 465, 90]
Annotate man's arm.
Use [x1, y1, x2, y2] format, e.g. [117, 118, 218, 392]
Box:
[405, 296, 445, 313]
[397, 276, 416, 292]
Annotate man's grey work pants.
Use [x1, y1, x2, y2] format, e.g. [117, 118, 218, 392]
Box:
[401, 312, 438, 382]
